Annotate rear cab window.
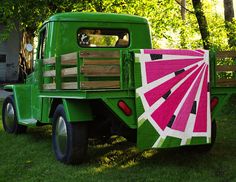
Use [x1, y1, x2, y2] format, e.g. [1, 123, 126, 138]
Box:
[77, 28, 129, 48]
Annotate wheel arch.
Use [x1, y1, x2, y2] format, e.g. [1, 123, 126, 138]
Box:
[3, 85, 14, 92]
[49, 98, 93, 122]
[49, 98, 63, 120]
[3, 85, 32, 124]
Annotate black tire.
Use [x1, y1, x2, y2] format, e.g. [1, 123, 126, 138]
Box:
[52, 104, 88, 164]
[2, 95, 27, 134]
[211, 119, 217, 146]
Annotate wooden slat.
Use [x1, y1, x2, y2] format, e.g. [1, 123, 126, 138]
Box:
[43, 83, 56, 90]
[81, 65, 120, 77]
[216, 51, 236, 59]
[80, 81, 120, 89]
[216, 65, 236, 72]
[216, 78, 236, 86]
[43, 70, 56, 77]
[83, 59, 120, 65]
[80, 50, 120, 58]
[43, 82, 78, 90]
[43, 57, 56, 64]
[61, 59, 77, 65]
[61, 52, 77, 65]
[61, 67, 77, 77]
[62, 82, 77, 89]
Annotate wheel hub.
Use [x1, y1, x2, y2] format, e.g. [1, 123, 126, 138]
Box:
[4, 103, 15, 130]
[55, 116, 68, 155]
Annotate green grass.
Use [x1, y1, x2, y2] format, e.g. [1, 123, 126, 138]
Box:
[0, 100, 236, 182]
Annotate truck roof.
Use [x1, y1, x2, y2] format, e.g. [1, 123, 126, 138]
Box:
[47, 12, 148, 24]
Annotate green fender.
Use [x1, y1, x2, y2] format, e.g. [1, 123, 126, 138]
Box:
[3, 84, 38, 126]
[211, 93, 231, 120]
[62, 99, 93, 122]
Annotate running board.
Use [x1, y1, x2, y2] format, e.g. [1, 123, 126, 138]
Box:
[19, 119, 38, 127]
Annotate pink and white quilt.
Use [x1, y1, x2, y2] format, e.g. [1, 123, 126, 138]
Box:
[135, 49, 211, 148]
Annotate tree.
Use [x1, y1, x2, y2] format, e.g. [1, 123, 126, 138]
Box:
[192, 0, 210, 49]
[0, 0, 232, 53]
[223, 0, 236, 48]
[224, 0, 234, 22]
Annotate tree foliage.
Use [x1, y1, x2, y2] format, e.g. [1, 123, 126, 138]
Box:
[0, 0, 235, 50]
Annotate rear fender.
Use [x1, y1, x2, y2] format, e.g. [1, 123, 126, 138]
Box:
[62, 99, 93, 122]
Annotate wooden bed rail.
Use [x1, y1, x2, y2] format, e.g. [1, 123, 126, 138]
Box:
[42, 50, 121, 90]
[215, 51, 236, 87]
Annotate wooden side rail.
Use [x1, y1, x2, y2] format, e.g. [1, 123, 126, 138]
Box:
[80, 81, 120, 89]
[42, 52, 78, 90]
[83, 59, 119, 65]
[80, 50, 120, 58]
[81, 65, 120, 77]
[43, 70, 56, 77]
[42, 50, 121, 90]
[61, 67, 77, 77]
[43, 57, 56, 64]
[216, 79, 236, 86]
[215, 51, 236, 87]
[61, 52, 77, 65]
[216, 51, 236, 59]
[216, 65, 236, 72]
[80, 50, 120, 90]
[43, 82, 78, 90]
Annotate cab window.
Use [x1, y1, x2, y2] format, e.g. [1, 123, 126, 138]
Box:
[77, 28, 129, 48]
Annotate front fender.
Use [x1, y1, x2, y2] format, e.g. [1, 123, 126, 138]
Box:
[4, 85, 14, 92]
[3, 84, 33, 124]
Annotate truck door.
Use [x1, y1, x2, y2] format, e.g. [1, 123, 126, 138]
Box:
[31, 27, 47, 120]
[134, 49, 211, 149]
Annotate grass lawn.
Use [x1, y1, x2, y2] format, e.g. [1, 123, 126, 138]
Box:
[0, 100, 236, 182]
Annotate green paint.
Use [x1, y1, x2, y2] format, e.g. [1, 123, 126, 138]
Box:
[135, 96, 145, 118]
[137, 120, 160, 149]
[48, 12, 149, 24]
[134, 60, 142, 88]
[157, 138, 165, 148]
[102, 98, 136, 128]
[62, 99, 93, 122]
[55, 56, 61, 90]
[160, 136, 182, 148]
[138, 118, 146, 128]
[190, 137, 207, 145]
[186, 138, 192, 145]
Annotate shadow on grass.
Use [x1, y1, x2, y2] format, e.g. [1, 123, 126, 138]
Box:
[0, 121, 236, 182]
[2, 120, 236, 168]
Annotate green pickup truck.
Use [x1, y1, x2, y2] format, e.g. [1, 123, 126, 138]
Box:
[2, 12, 236, 164]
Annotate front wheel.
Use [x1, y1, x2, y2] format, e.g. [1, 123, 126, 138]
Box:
[2, 95, 27, 134]
[52, 104, 88, 164]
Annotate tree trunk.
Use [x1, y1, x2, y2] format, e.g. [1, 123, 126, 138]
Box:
[224, 0, 234, 22]
[192, 0, 210, 49]
[181, 0, 186, 21]
[20, 31, 34, 74]
[223, 0, 235, 47]
[180, 0, 187, 48]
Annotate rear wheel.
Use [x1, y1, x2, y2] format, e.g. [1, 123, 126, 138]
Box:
[52, 104, 88, 164]
[2, 95, 27, 134]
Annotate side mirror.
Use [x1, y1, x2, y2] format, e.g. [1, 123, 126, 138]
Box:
[25, 44, 33, 52]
